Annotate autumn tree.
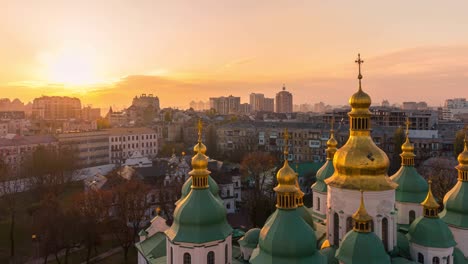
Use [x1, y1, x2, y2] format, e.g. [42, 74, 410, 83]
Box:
[389, 126, 406, 175]
[454, 129, 466, 157]
[107, 178, 151, 262]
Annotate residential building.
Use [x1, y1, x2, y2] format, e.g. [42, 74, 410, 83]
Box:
[32, 96, 82, 120]
[263, 97, 274, 112]
[107, 127, 158, 164]
[0, 135, 58, 175]
[443, 98, 468, 120]
[81, 106, 101, 121]
[57, 131, 110, 168]
[132, 94, 160, 110]
[275, 85, 293, 113]
[209, 95, 241, 115]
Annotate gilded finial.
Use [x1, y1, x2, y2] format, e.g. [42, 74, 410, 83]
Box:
[421, 179, 439, 218]
[156, 207, 161, 216]
[405, 117, 410, 138]
[352, 190, 373, 233]
[355, 53, 364, 89]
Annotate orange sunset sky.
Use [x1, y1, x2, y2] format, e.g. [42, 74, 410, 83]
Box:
[1, 0, 468, 110]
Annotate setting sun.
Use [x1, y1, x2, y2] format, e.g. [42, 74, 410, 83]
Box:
[38, 47, 99, 86]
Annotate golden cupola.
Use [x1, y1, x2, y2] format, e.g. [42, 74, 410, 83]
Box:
[353, 191, 373, 233]
[274, 128, 299, 209]
[326, 118, 338, 160]
[400, 117, 416, 166]
[325, 54, 397, 191]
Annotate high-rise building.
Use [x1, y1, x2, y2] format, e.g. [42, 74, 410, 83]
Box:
[249, 93, 274, 112]
[275, 85, 293, 113]
[32, 96, 82, 120]
[209, 95, 240, 115]
[132, 94, 160, 110]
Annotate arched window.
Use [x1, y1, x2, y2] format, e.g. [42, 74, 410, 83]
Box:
[433, 256, 440, 264]
[382, 217, 389, 251]
[317, 197, 321, 211]
[333, 213, 340, 246]
[207, 251, 215, 264]
[346, 217, 353, 232]
[184, 253, 191, 264]
[418, 253, 424, 263]
[170, 248, 173, 264]
[409, 210, 416, 224]
[225, 244, 228, 264]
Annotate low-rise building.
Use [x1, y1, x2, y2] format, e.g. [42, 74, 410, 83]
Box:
[57, 130, 110, 168]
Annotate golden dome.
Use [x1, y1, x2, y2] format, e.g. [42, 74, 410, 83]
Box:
[191, 152, 208, 170]
[193, 142, 207, 154]
[274, 129, 298, 194]
[457, 140, 468, 166]
[421, 180, 439, 218]
[325, 54, 397, 191]
[295, 178, 304, 199]
[349, 87, 371, 110]
[401, 137, 414, 153]
[327, 133, 338, 149]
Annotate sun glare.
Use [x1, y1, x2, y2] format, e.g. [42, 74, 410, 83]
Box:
[38, 48, 99, 86]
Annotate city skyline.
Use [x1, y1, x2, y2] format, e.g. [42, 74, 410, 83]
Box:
[2, 1, 468, 109]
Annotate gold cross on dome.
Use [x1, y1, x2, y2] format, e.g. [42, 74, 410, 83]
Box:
[405, 117, 411, 137]
[197, 118, 203, 142]
[355, 53, 364, 81]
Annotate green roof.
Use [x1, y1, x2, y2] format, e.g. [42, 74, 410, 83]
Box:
[391, 257, 417, 264]
[238, 228, 260, 248]
[296, 162, 324, 178]
[313, 160, 334, 193]
[166, 188, 232, 244]
[319, 246, 339, 264]
[453, 247, 468, 264]
[440, 181, 468, 228]
[394, 232, 411, 259]
[134, 232, 167, 264]
[297, 205, 316, 230]
[336, 231, 391, 264]
[407, 216, 456, 248]
[176, 175, 221, 204]
[250, 209, 326, 264]
[390, 166, 428, 203]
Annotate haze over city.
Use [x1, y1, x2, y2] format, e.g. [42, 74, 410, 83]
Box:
[1, 0, 468, 109]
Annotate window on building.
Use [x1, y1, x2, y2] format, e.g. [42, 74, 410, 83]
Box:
[207, 251, 215, 264]
[346, 217, 353, 233]
[382, 217, 389, 251]
[225, 244, 228, 264]
[317, 197, 321, 211]
[409, 210, 416, 224]
[170, 248, 173, 264]
[418, 253, 424, 263]
[183, 253, 191, 264]
[227, 203, 231, 209]
[433, 257, 440, 264]
[333, 213, 339, 246]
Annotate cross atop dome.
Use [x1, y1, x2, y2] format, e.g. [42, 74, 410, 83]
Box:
[355, 53, 364, 88]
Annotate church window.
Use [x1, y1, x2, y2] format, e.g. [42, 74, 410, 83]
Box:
[418, 253, 424, 263]
[207, 251, 215, 264]
[227, 203, 231, 209]
[382, 217, 389, 251]
[409, 210, 416, 224]
[333, 213, 340, 246]
[170, 248, 173, 264]
[317, 197, 321, 211]
[183, 253, 191, 264]
[225, 244, 228, 263]
[433, 257, 440, 264]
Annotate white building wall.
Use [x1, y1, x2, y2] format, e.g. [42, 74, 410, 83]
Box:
[395, 202, 423, 225]
[312, 191, 327, 221]
[109, 132, 158, 163]
[327, 187, 396, 252]
[448, 226, 468, 258]
[410, 242, 454, 264]
[166, 235, 232, 264]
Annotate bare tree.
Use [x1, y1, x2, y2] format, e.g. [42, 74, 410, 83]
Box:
[107, 178, 151, 262]
[418, 157, 458, 204]
[0, 158, 23, 261]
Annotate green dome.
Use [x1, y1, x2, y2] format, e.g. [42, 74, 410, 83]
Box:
[176, 175, 221, 204]
[390, 166, 428, 203]
[440, 181, 468, 228]
[336, 231, 391, 264]
[250, 209, 326, 264]
[319, 246, 339, 264]
[407, 216, 456, 248]
[453, 247, 468, 264]
[312, 160, 334, 193]
[165, 188, 232, 244]
[238, 228, 260, 249]
[297, 205, 316, 230]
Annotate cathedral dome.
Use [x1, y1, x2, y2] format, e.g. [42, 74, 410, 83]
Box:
[407, 217, 456, 248]
[177, 175, 221, 205]
[457, 141, 468, 167]
[193, 141, 207, 155]
[336, 231, 391, 264]
[349, 87, 371, 110]
[238, 228, 261, 249]
[275, 161, 297, 193]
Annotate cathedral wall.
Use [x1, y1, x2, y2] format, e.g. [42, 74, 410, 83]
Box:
[312, 191, 327, 220]
[395, 202, 423, 225]
[327, 187, 396, 251]
[448, 226, 468, 258]
[166, 235, 232, 264]
[410, 242, 454, 264]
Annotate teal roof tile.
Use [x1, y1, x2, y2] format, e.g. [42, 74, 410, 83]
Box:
[390, 166, 428, 204]
[407, 216, 456, 248]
